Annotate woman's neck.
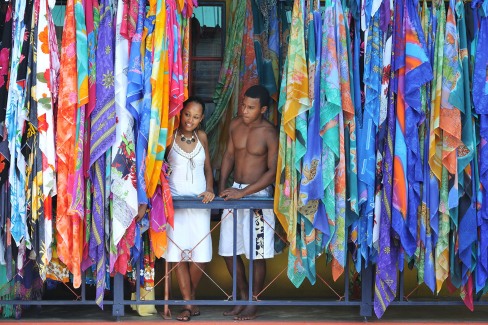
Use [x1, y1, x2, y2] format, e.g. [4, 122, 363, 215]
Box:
[178, 129, 194, 137]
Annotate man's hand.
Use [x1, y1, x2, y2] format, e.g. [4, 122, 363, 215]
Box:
[219, 187, 245, 200]
[198, 191, 215, 204]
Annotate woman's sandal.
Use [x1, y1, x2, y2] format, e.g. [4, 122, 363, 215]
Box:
[176, 308, 192, 322]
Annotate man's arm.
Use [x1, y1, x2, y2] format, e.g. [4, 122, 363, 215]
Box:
[218, 121, 235, 194]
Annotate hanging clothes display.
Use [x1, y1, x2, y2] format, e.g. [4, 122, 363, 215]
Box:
[271, 0, 488, 319]
[3, 0, 488, 320]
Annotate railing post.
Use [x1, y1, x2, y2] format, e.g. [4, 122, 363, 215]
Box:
[112, 272, 125, 317]
[248, 208, 254, 303]
[360, 259, 373, 318]
[233, 208, 238, 303]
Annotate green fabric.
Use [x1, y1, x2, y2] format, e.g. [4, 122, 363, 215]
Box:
[206, 0, 246, 159]
[0, 265, 13, 318]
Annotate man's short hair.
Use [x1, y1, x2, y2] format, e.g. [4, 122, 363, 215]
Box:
[244, 85, 270, 108]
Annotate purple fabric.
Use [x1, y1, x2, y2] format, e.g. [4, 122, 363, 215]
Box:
[374, 87, 399, 319]
[89, 0, 116, 308]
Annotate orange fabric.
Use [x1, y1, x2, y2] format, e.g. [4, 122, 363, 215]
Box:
[55, 0, 79, 285]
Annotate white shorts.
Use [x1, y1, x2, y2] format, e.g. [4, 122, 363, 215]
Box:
[218, 183, 275, 259]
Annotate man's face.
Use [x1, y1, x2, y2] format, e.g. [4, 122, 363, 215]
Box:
[241, 96, 266, 124]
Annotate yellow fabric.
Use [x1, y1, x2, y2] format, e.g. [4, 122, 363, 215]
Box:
[130, 288, 158, 316]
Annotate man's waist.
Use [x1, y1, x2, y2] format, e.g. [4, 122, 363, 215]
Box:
[232, 182, 273, 197]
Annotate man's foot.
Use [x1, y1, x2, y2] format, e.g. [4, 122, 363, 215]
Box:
[223, 305, 245, 316]
[176, 309, 192, 322]
[234, 305, 257, 321]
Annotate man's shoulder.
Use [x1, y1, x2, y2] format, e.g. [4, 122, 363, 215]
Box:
[259, 119, 278, 135]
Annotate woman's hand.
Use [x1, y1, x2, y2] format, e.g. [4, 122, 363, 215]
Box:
[198, 191, 215, 204]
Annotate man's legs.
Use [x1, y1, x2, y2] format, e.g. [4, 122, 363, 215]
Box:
[234, 259, 266, 320]
[223, 255, 248, 316]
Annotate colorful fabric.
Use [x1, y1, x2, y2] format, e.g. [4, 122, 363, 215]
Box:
[55, 0, 77, 282]
[329, 0, 349, 281]
[374, 82, 399, 320]
[453, 0, 476, 309]
[251, 0, 279, 103]
[293, 0, 322, 287]
[357, 2, 381, 270]
[0, 1, 13, 134]
[207, 0, 246, 160]
[128, 0, 150, 206]
[274, 0, 309, 258]
[403, 0, 432, 263]
[111, 0, 138, 255]
[168, 2, 184, 119]
[416, 0, 436, 294]
[35, 0, 59, 281]
[474, 7, 488, 294]
[6, 0, 30, 250]
[89, 0, 117, 307]
[145, 0, 169, 198]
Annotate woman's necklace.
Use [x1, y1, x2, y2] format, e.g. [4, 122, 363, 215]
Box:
[179, 130, 195, 144]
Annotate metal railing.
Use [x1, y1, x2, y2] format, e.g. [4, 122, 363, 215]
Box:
[0, 197, 373, 319]
[5, 197, 486, 319]
[115, 196, 373, 319]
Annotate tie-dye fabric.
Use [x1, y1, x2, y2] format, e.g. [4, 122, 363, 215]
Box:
[274, 0, 309, 258]
[145, 0, 169, 198]
[55, 0, 77, 283]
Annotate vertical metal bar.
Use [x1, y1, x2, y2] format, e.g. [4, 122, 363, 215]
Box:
[344, 253, 350, 302]
[399, 269, 404, 302]
[248, 208, 254, 302]
[232, 208, 238, 302]
[112, 273, 125, 317]
[360, 259, 373, 317]
[81, 272, 86, 302]
[136, 256, 141, 302]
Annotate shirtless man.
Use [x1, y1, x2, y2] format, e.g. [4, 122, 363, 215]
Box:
[218, 85, 278, 321]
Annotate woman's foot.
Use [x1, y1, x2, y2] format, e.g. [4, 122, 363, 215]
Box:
[176, 309, 192, 322]
[191, 306, 200, 317]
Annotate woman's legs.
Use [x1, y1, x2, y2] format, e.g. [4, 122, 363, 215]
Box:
[175, 262, 207, 318]
[189, 262, 205, 314]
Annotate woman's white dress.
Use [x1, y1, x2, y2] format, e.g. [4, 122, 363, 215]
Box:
[164, 134, 212, 263]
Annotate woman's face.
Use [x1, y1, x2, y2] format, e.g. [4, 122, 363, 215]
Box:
[180, 101, 204, 133]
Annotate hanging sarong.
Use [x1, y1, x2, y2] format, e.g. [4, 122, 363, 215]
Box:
[55, 0, 77, 283]
[293, 0, 322, 287]
[473, 2, 488, 294]
[111, 0, 138, 267]
[6, 0, 30, 250]
[89, 0, 117, 307]
[207, 0, 246, 160]
[35, 0, 59, 280]
[145, 0, 169, 198]
[274, 0, 309, 257]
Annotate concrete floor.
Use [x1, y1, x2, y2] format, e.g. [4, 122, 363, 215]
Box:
[2, 303, 488, 324]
